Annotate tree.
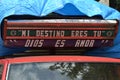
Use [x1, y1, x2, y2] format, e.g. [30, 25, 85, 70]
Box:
[49, 62, 120, 80]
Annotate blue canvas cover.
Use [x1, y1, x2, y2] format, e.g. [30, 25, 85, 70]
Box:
[0, 0, 120, 57]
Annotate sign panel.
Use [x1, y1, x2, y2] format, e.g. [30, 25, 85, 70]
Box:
[6, 30, 115, 39]
[4, 39, 113, 48]
[3, 19, 118, 48]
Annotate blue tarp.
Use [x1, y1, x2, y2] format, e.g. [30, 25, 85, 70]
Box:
[0, 0, 120, 57]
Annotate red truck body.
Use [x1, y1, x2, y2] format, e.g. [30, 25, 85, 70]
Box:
[0, 56, 120, 80]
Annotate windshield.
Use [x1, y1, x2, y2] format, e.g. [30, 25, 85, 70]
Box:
[7, 62, 120, 80]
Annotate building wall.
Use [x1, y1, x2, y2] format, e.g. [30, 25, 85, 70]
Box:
[99, 0, 109, 6]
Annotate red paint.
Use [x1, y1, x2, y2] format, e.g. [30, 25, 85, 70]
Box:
[1, 56, 120, 80]
[2, 56, 120, 63]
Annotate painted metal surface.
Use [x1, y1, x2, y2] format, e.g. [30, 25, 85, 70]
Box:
[3, 56, 120, 63]
[3, 19, 118, 48]
[4, 39, 113, 48]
